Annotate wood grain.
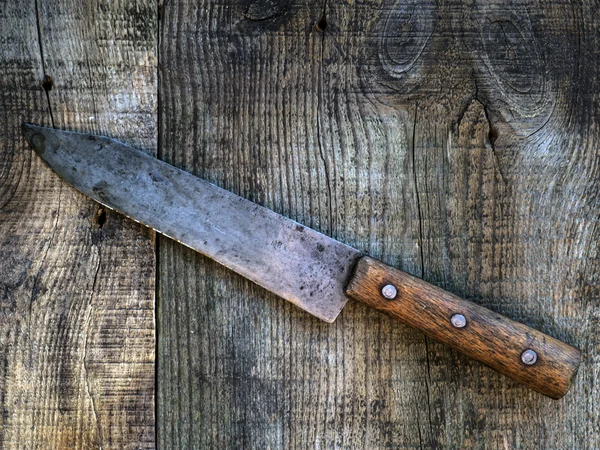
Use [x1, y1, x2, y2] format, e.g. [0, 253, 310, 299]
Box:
[1, 0, 599, 448]
[0, 0, 156, 448]
[158, 0, 600, 448]
[345, 256, 581, 399]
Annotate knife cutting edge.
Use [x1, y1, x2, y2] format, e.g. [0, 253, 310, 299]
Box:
[22, 124, 581, 399]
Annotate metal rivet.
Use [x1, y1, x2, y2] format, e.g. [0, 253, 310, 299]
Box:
[521, 349, 538, 365]
[381, 284, 397, 300]
[450, 314, 467, 328]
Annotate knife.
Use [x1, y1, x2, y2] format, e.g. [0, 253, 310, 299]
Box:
[22, 124, 581, 399]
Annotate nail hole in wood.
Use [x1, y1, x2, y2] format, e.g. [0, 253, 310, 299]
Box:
[95, 208, 107, 229]
[316, 16, 327, 31]
[41, 75, 54, 92]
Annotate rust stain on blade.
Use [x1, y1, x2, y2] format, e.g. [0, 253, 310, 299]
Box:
[23, 124, 362, 322]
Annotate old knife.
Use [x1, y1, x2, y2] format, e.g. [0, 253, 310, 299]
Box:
[22, 124, 581, 399]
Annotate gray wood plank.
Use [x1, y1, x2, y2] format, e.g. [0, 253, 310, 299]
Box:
[0, 1, 157, 448]
[158, 0, 599, 448]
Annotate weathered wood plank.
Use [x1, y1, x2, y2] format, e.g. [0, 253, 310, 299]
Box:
[0, 1, 157, 448]
[4, 0, 597, 448]
[158, 0, 599, 448]
[157, 0, 432, 448]
[404, 2, 600, 447]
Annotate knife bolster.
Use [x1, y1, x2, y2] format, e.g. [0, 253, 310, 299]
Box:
[344, 256, 581, 399]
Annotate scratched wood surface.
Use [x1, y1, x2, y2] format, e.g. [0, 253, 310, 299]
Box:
[0, 1, 157, 449]
[158, 0, 599, 449]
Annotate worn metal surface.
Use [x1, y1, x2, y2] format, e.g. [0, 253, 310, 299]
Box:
[23, 124, 361, 322]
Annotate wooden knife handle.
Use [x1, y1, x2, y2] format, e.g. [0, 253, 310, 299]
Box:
[345, 256, 581, 399]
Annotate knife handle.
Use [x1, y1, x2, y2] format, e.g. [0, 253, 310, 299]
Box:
[345, 256, 581, 399]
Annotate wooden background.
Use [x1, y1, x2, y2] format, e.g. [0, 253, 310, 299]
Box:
[1, 0, 599, 448]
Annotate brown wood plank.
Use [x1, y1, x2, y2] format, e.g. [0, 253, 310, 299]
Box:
[0, 1, 157, 448]
[158, 0, 599, 448]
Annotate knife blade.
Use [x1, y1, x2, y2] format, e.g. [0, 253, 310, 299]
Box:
[22, 124, 581, 399]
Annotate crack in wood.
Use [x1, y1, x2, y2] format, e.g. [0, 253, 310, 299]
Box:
[410, 103, 434, 442]
[34, 0, 55, 128]
[472, 72, 509, 187]
[316, 6, 334, 235]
